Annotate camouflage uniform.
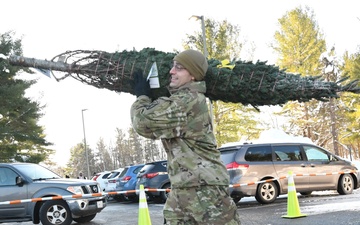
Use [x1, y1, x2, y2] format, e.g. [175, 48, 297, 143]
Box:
[131, 81, 241, 225]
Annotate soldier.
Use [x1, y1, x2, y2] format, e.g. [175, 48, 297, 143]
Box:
[131, 49, 241, 225]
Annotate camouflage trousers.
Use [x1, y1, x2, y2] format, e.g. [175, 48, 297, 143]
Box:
[163, 185, 241, 225]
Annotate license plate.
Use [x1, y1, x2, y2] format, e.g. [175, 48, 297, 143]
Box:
[97, 200, 104, 208]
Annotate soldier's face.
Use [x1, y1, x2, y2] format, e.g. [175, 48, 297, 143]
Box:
[169, 62, 195, 88]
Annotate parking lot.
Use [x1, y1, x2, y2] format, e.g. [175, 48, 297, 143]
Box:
[3, 189, 360, 225]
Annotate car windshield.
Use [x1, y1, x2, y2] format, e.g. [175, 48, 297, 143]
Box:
[15, 164, 61, 180]
[108, 171, 121, 179]
[139, 164, 155, 173]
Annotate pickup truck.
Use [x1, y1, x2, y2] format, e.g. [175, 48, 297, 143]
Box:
[0, 162, 107, 225]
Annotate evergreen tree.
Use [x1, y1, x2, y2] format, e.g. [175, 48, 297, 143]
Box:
[272, 7, 326, 142]
[66, 143, 88, 177]
[0, 31, 54, 163]
[340, 50, 360, 159]
[272, 6, 357, 158]
[184, 18, 261, 146]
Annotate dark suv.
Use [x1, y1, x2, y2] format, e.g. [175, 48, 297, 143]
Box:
[219, 142, 359, 204]
[136, 160, 170, 202]
[114, 164, 144, 202]
[0, 163, 107, 225]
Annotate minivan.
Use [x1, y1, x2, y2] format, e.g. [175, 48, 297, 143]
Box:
[219, 142, 359, 204]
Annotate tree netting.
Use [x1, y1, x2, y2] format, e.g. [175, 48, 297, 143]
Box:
[9, 48, 360, 108]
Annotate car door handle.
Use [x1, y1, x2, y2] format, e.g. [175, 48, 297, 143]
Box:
[301, 163, 306, 167]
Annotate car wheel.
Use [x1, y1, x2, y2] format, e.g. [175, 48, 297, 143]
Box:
[337, 174, 354, 195]
[160, 183, 171, 202]
[39, 200, 72, 225]
[73, 214, 96, 223]
[300, 191, 312, 196]
[255, 181, 278, 204]
[114, 194, 126, 202]
[232, 197, 241, 204]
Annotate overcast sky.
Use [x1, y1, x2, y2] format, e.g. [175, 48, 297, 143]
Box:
[1, 0, 359, 166]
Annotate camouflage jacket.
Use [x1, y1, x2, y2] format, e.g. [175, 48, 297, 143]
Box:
[130, 81, 230, 188]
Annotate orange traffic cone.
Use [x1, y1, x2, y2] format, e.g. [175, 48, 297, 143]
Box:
[138, 185, 152, 225]
[282, 171, 307, 219]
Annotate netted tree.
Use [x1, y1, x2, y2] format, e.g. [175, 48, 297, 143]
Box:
[8, 47, 359, 108]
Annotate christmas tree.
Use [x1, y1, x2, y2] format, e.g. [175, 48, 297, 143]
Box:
[9, 48, 360, 108]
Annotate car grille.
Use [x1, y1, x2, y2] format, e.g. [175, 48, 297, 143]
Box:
[81, 184, 101, 194]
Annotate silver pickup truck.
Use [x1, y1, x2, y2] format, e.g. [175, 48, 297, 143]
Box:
[0, 162, 107, 225]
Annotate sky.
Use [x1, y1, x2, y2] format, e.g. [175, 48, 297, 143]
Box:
[1, 0, 359, 166]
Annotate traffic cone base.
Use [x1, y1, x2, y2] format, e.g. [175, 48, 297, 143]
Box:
[282, 171, 307, 219]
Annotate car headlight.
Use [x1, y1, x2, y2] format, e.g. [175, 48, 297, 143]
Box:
[67, 186, 84, 194]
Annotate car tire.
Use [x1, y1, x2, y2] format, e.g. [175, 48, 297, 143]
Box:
[73, 214, 96, 223]
[300, 191, 312, 196]
[39, 200, 72, 225]
[255, 181, 278, 204]
[159, 183, 171, 202]
[232, 197, 241, 204]
[114, 194, 126, 202]
[337, 174, 354, 195]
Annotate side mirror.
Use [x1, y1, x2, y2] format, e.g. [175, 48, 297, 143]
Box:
[16, 176, 24, 186]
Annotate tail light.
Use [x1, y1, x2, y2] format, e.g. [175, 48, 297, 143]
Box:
[108, 179, 116, 183]
[92, 175, 100, 181]
[145, 172, 159, 179]
[121, 176, 131, 182]
[226, 162, 249, 170]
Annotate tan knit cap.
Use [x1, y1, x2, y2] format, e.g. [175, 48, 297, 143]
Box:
[173, 49, 208, 81]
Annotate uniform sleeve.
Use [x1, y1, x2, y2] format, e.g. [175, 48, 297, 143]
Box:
[130, 95, 188, 139]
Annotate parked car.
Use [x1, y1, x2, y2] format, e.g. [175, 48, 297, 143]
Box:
[219, 142, 360, 204]
[92, 171, 111, 191]
[0, 162, 107, 225]
[136, 160, 170, 202]
[114, 164, 145, 202]
[104, 168, 124, 193]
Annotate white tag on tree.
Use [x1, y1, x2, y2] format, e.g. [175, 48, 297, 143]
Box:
[147, 62, 160, 88]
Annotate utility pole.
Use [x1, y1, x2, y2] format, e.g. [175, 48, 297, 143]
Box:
[81, 109, 91, 179]
[189, 15, 208, 57]
[189, 15, 215, 132]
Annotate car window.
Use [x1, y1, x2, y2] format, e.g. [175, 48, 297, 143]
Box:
[0, 168, 17, 186]
[133, 166, 144, 174]
[119, 168, 129, 178]
[101, 173, 111, 179]
[244, 146, 272, 161]
[273, 145, 303, 161]
[140, 164, 155, 173]
[219, 149, 238, 164]
[15, 164, 60, 179]
[161, 162, 167, 168]
[108, 172, 121, 179]
[303, 145, 331, 162]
